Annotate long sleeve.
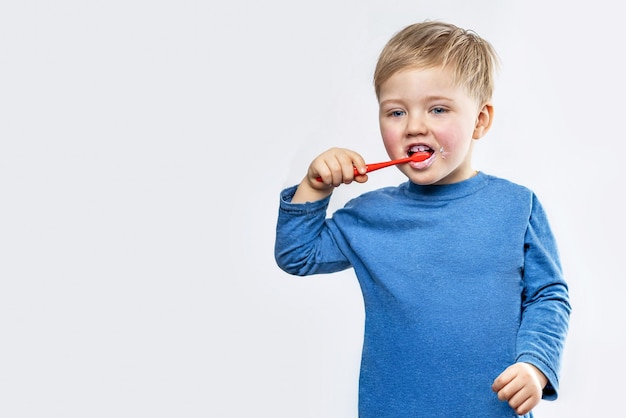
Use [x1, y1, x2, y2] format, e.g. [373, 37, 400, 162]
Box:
[516, 193, 572, 399]
[274, 185, 351, 276]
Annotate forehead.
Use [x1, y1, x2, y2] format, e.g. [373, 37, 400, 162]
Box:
[377, 66, 482, 112]
[379, 67, 460, 98]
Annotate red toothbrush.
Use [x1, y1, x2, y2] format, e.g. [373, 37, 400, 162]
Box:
[315, 151, 430, 182]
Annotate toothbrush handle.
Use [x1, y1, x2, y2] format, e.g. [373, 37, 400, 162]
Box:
[362, 160, 400, 173]
[314, 152, 429, 182]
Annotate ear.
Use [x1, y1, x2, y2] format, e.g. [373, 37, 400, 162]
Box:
[473, 103, 494, 139]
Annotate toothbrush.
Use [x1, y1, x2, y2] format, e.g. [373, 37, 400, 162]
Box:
[315, 151, 430, 182]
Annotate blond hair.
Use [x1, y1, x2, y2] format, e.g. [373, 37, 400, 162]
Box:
[374, 21, 499, 105]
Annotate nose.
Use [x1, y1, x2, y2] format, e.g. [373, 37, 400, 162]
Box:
[406, 113, 427, 136]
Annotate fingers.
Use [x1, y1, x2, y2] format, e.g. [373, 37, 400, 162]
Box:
[510, 395, 537, 416]
[496, 378, 535, 415]
[311, 148, 367, 186]
[491, 366, 515, 393]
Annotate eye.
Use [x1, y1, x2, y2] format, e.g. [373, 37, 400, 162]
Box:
[389, 110, 406, 117]
[431, 107, 447, 115]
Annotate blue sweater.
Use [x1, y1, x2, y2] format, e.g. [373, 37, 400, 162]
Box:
[275, 172, 571, 417]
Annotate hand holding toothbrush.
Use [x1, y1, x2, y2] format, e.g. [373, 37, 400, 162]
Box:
[290, 147, 430, 204]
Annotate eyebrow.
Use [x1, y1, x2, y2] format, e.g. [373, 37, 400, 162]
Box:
[379, 95, 454, 107]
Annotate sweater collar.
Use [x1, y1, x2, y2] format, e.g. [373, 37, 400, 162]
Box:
[404, 171, 489, 200]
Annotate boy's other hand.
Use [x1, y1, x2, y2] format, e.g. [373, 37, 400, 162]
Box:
[491, 362, 548, 416]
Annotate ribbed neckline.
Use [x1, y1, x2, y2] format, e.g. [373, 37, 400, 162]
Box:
[404, 171, 490, 201]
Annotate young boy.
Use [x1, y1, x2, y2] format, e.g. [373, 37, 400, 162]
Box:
[274, 21, 571, 417]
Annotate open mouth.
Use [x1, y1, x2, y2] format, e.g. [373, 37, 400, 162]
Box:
[407, 144, 435, 158]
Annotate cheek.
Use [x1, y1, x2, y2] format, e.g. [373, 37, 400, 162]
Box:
[380, 132, 401, 157]
[432, 124, 471, 150]
[380, 122, 402, 145]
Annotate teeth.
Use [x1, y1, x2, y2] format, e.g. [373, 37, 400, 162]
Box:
[408, 145, 433, 155]
[410, 145, 431, 152]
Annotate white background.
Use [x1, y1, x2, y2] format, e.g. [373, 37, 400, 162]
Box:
[1, 1, 623, 417]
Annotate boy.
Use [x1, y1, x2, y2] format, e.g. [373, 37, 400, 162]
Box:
[274, 21, 570, 417]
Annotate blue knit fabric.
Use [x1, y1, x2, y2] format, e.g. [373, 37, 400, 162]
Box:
[275, 172, 571, 417]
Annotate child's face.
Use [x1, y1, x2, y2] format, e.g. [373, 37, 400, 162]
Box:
[378, 66, 492, 185]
